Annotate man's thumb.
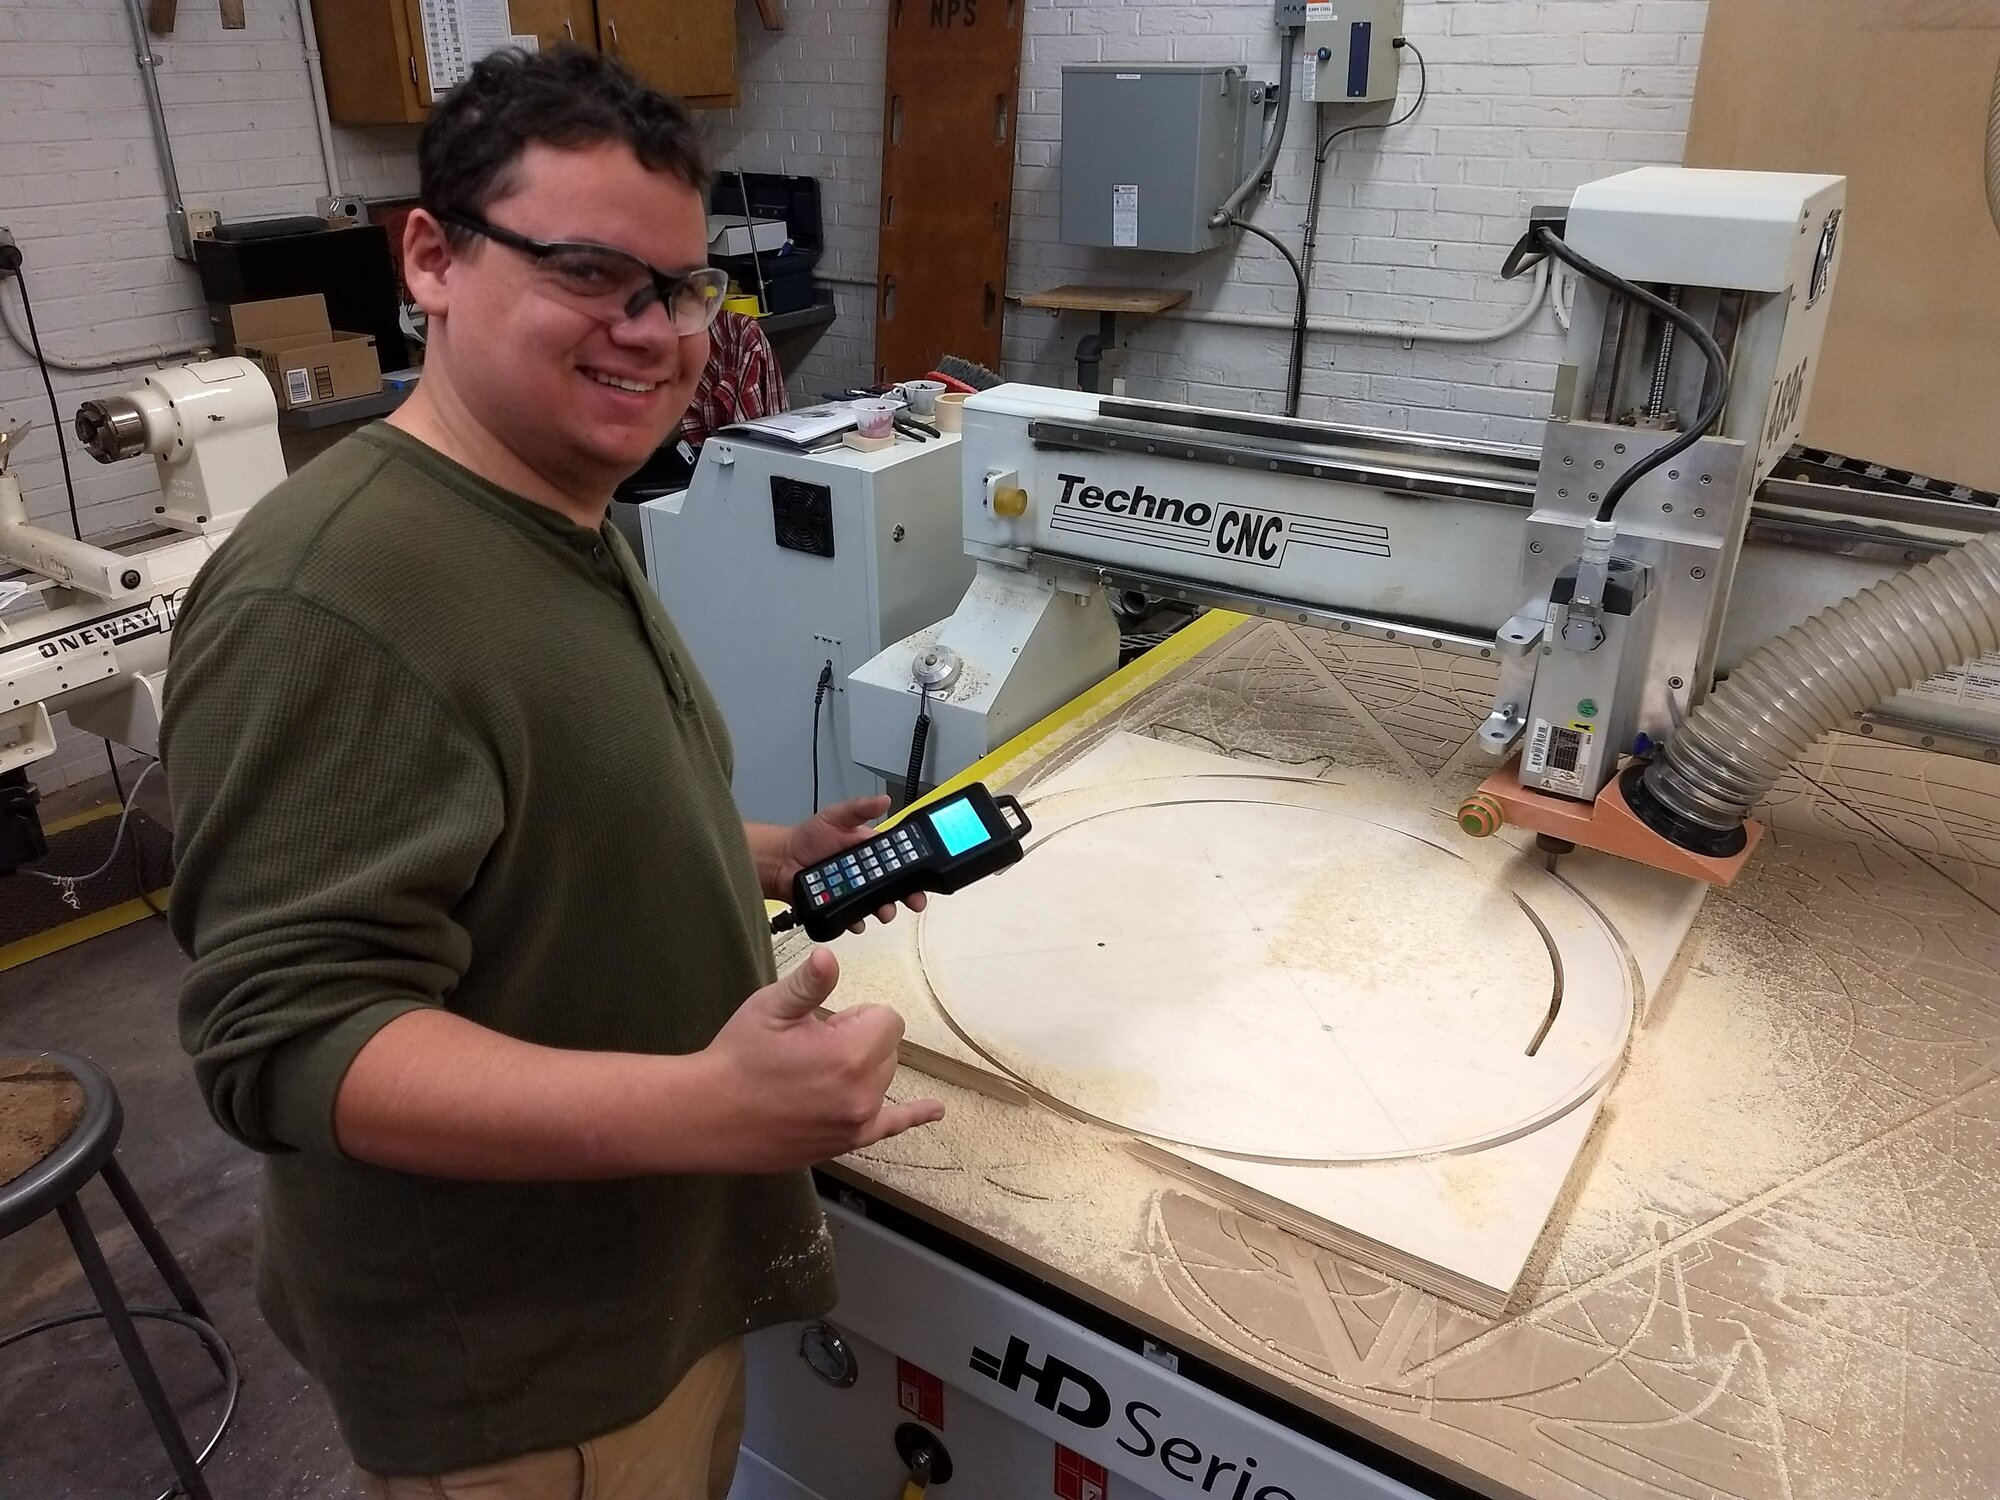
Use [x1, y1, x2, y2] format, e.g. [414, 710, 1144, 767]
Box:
[766, 947, 839, 1022]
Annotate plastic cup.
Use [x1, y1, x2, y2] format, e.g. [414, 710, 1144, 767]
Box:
[896, 379, 946, 417]
[854, 399, 897, 438]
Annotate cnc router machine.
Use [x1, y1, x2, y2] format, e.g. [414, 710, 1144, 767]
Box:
[732, 168, 2000, 1500]
[848, 167, 1986, 880]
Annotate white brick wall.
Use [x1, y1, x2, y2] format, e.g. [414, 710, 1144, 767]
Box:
[3, 0, 1709, 788]
[705, 0, 890, 403]
[0, 0, 418, 543]
[3, 0, 1712, 499]
[0, 0, 419, 790]
[709, 0, 1708, 433]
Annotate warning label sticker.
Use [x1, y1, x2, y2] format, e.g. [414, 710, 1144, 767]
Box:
[1525, 716, 1594, 795]
[1900, 651, 2000, 708]
[1112, 184, 1138, 247]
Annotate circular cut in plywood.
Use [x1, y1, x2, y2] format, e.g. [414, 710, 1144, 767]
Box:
[918, 784, 1633, 1162]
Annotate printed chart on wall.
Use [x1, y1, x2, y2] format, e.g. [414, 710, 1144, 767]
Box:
[417, 0, 533, 94]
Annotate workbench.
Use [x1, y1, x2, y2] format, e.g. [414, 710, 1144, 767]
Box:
[796, 612, 2000, 1500]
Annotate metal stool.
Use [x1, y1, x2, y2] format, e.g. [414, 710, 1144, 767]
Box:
[0, 1051, 238, 1500]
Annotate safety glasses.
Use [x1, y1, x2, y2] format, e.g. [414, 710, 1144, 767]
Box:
[439, 211, 729, 334]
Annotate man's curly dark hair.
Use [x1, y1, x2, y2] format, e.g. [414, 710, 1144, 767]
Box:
[418, 46, 708, 246]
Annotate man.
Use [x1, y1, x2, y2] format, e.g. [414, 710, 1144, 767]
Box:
[163, 47, 941, 1499]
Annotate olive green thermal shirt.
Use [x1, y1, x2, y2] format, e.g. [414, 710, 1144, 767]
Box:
[162, 424, 834, 1476]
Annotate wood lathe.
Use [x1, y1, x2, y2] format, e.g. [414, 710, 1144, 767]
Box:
[0, 358, 282, 871]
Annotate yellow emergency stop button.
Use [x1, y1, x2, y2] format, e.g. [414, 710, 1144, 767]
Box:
[992, 485, 1029, 518]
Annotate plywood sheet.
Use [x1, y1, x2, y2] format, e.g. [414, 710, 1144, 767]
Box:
[918, 748, 1632, 1161]
[1683, 0, 2000, 491]
[1130, 1092, 1606, 1319]
[826, 731, 1704, 1311]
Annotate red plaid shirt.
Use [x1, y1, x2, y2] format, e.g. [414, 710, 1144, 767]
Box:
[677, 310, 788, 445]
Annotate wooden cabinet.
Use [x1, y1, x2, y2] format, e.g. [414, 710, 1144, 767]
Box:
[506, 0, 594, 53]
[596, 0, 737, 106]
[311, 0, 737, 126]
[311, 0, 429, 125]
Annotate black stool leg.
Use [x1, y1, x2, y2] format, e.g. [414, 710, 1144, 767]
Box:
[55, 1196, 215, 1500]
[100, 1158, 230, 1385]
[100, 1159, 212, 1322]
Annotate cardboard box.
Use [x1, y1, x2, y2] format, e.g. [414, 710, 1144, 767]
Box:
[229, 294, 380, 410]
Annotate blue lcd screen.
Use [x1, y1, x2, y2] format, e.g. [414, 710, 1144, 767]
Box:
[927, 797, 989, 857]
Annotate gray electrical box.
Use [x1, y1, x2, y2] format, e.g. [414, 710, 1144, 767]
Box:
[1059, 65, 1265, 254]
[1300, 0, 1403, 104]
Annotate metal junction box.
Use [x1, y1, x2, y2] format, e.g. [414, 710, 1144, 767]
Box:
[1059, 65, 1265, 253]
[1300, 0, 1403, 104]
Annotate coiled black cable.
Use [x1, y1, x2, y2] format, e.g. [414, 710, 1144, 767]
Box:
[902, 681, 932, 811]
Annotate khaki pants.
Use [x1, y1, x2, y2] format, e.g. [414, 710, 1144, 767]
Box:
[360, 1338, 746, 1500]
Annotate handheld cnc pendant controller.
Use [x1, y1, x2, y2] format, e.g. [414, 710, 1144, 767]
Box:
[787, 783, 1031, 942]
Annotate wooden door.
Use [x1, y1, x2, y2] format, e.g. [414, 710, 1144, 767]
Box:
[596, 0, 736, 103]
[874, 0, 1023, 381]
[507, 0, 595, 53]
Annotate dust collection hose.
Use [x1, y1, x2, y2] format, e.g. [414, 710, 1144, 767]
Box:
[1634, 56, 2000, 853]
[1629, 531, 2000, 854]
[1987, 51, 2000, 236]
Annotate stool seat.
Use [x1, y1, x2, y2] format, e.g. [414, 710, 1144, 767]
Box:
[0, 1048, 233, 1499]
[0, 1052, 118, 1239]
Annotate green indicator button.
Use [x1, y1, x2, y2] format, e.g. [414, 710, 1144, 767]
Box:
[1577, 698, 1599, 719]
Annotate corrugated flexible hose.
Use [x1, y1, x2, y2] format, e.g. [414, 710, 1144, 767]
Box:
[1636, 57, 2000, 851]
[1633, 531, 2000, 847]
[1988, 51, 2000, 236]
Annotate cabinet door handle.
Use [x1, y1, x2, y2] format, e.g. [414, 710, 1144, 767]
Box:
[408, 55, 418, 84]
[606, 18, 618, 48]
[562, 17, 573, 38]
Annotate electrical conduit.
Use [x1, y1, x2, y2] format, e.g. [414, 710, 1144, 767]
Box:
[1165, 256, 1550, 346]
[1, 294, 208, 375]
[1634, 532, 2000, 844]
[297, 0, 343, 197]
[1001, 257, 1548, 352]
[1210, 30, 1298, 229]
[122, 0, 193, 260]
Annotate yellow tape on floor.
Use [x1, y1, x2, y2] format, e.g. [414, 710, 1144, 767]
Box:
[0, 888, 174, 975]
[41, 802, 121, 838]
